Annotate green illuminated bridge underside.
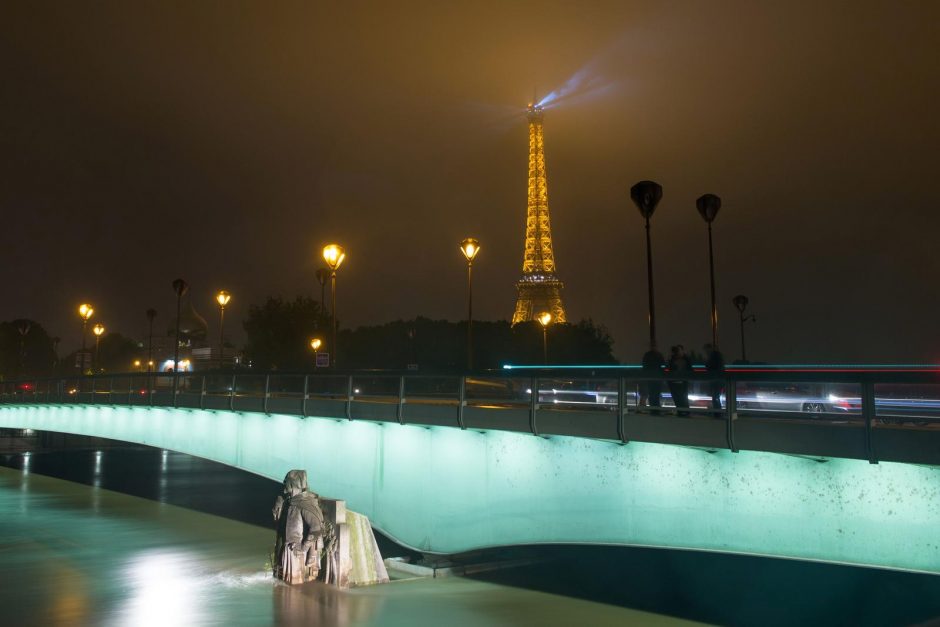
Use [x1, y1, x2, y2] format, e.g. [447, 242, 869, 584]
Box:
[1, 404, 937, 574]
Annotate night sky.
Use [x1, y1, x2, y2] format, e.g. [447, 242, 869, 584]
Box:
[1, 2, 938, 363]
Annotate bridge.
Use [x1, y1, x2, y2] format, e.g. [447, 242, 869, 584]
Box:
[1, 367, 938, 575]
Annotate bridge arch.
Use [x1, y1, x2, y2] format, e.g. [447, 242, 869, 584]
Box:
[1, 404, 937, 574]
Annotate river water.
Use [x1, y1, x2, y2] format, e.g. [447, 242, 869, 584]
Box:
[1, 440, 938, 626]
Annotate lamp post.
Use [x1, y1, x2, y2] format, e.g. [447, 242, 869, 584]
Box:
[215, 290, 231, 370]
[78, 303, 94, 373]
[630, 181, 663, 350]
[407, 326, 417, 369]
[315, 268, 329, 314]
[310, 338, 322, 367]
[459, 238, 480, 371]
[697, 194, 722, 348]
[17, 321, 31, 376]
[537, 311, 552, 364]
[322, 244, 346, 367]
[146, 308, 156, 372]
[172, 279, 189, 372]
[732, 294, 756, 363]
[92, 323, 105, 372]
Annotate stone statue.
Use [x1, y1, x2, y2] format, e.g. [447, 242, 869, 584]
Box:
[272, 469, 329, 585]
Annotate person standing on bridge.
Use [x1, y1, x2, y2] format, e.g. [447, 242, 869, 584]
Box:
[667, 344, 692, 415]
[704, 343, 725, 411]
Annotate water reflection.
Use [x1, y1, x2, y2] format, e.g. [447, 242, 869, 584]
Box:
[3, 445, 937, 626]
[115, 551, 206, 626]
[0, 459, 682, 627]
[274, 579, 383, 626]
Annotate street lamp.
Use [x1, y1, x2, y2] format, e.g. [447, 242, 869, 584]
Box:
[78, 303, 94, 373]
[630, 181, 663, 350]
[172, 279, 189, 372]
[146, 308, 157, 372]
[17, 321, 31, 376]
[459, 237, 480, 371]
[310, 337, 322, 367]
[216, 290, 231, 370]
[315, 268, 329, 314]
[92, 323, 105, 372]
[322, 244, 346, 367]
[732, 294, 757, 363]
[537, 311, 552, 364]
[697, 193, 722, 348]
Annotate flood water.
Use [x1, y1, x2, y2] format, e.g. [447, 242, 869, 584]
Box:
[1, 437, 938, 626]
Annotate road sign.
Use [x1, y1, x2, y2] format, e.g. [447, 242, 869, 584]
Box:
[315, 352, 330, 368]
[75, 352, 91, 370]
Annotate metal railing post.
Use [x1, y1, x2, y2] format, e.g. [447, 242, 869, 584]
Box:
[200, 375, 207, 410]
[862, 379, 877, 464]
[90, 374, 97, 405]
[529, 376, 540, 436]
[725, 375, 738, 452]
[457, 376, 466, 429]
[345, 375, 353, 420]
[263, 375, 270, 414]
[229, 374, 236, 411]
[302, 375, 309, 418]
[108, 377, 114, 405]
[173, 373, 179, 408]
[397, 375, 406, 426]
[617, 376, 628, 444]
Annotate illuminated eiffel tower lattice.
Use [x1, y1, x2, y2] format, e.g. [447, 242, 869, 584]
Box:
[511, 103, 567, 325]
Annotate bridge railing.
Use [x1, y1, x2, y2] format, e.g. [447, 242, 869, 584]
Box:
[1, 369, 938, 466]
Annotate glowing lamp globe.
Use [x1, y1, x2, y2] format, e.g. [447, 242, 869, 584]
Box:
[538, 312, 553, 328]
[459, 238, 481, 263]
[323, 244, 346, 271]
[78, 303, 94, 321]
[216, 290, 232, 308]
[92, 323, 105, 337]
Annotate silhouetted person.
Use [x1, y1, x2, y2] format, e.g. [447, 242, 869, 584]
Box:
[667, 344, 692, 416]
[641, 346, 666, 413]
[704, 343, 725, 411]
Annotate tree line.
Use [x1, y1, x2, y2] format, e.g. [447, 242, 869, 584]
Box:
[0, 295, 616, 378]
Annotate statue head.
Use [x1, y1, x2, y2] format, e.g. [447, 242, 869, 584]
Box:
[283, 469, 308, 498]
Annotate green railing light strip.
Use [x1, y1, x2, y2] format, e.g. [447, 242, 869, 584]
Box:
[502, 364, 642, 370]
[503, 363, 940, 371]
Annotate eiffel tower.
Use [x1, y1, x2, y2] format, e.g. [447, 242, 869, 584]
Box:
[511, 103, 567, 325]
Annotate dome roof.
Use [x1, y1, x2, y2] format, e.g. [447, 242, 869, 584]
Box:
[168, 300, 209, 340]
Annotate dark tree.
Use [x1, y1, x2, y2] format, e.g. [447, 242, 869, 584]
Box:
[241, 294, 616, 372]
[339, 317, 616, 371]
[243, 296, 329, 370]
[0, 319, 57, 378]
[96, 333, 142, 373]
